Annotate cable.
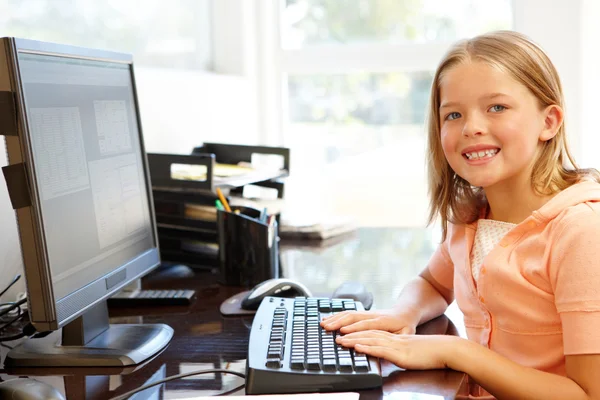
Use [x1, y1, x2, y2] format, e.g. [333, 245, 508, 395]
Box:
[0, 302, 21, 323]
[0, 322, 35, 342]
[0, 298, 27, 319]
[109, 368, 246, 400]
[0, 275, 26, 324]
[0, 299, 30, 343]
[216, 383, 245, 396]
[0, 274, 20, 299]
[0, 312, 26, 332]
[0, 299, 31, 344]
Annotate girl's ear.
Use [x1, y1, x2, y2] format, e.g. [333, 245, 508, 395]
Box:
[539, 105, 563, 141]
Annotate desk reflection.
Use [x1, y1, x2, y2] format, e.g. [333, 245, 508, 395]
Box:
[282, 227, 440, 309]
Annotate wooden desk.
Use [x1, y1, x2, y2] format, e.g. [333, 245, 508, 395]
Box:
[0, 228, 469, 399]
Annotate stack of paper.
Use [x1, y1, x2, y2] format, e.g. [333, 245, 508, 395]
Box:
[171, 163, 256, 181]
[171, 162, 286, 186]
[279, 215, 357, 241]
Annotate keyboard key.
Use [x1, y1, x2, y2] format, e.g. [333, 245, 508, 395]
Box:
[322, 359, 337, 371]
[354, 361, 370, 372]
[290, 358, 305, 370]
[267, 350, 282, 359]
[339, 357, 353, 372]
[266, 358, 281, 368]
[306, 358, 321, 370]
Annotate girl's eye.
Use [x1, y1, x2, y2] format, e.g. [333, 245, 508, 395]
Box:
[445, 112, 461, 121]
[489, 105, 506, 113]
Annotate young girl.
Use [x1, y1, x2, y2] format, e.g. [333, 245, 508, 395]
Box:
[321, 30, 600, 399]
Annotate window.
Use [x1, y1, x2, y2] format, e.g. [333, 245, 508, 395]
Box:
[277, 0, 513, 227]
[0, 0, 258, 155]
[1, 0, 212, 70]
[282, 0, 512, 48]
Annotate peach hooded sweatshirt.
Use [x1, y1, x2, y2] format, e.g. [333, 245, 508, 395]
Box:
[428, 180, 600, 376]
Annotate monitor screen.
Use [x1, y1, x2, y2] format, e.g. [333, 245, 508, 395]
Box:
[1, 38, 172, 368]
[18, 52, 154, 302]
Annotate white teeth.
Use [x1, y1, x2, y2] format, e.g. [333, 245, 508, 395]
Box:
[465, 149, 499, 160]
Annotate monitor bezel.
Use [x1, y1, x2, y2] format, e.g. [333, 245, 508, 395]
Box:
[1, 37, 161, 331]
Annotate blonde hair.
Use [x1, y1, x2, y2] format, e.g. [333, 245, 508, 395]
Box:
[427, 30, 599, 240]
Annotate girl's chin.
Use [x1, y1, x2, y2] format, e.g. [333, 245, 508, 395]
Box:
[462, 177, 498, 189]
[477, 181, 504, 190]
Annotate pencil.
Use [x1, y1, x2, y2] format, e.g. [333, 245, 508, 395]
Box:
[215, 187, 231, 212]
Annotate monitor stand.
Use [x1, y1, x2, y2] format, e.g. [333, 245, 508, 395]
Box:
[4, 301, 173, 368]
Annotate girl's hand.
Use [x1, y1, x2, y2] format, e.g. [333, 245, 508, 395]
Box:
[320, 309, 419, 335]
[336, 330, 462, 371]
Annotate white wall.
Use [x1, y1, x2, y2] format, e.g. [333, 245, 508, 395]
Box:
[0, 140, 26, 301]
[135, 1, 262, 155]
[128, 0, 266, 155]
[136, 0, 269, 155]
[514, 0, 599, 170]
[580, 0, 600, 169]
[136, 68, 258, 154]
[0, 38, 25, 300]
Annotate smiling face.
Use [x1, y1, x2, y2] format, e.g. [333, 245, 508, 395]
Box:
[438, 61, 552, 190]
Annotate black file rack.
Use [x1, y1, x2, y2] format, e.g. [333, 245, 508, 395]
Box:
[147, 142, 290, 269]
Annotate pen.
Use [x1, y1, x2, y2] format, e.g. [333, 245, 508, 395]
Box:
[215, 199, 224, 211]
[259, 207, 268, 223]
[215, 187, 231, 212]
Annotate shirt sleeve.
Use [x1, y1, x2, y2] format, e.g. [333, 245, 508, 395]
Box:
[550, 207, 600, 355]
[427, 238, 455, 292]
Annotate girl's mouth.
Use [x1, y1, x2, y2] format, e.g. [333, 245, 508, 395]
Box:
[463, 148, 500, 160]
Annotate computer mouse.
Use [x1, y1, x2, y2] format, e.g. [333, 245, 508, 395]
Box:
[241, 278, 313, 310]
[0, 378, 65, 400]
[145, 263, 195, 283]
[332, 281, 374, 310]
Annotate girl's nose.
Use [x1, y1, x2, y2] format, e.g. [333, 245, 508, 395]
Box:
[462, 117, 485, 137]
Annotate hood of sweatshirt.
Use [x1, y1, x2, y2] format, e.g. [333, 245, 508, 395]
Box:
[535, 180, 600, 222]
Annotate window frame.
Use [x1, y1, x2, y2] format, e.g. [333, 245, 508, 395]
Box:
[219, 1, 595, 169]
[258, 0, 516, 147]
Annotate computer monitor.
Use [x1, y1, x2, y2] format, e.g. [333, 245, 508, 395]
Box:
[0, 37, 173, 367]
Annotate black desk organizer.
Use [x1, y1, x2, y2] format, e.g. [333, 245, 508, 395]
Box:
[148, 142, 290, 270]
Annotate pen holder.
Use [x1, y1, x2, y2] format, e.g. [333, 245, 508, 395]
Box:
[217, 206, 279, 288]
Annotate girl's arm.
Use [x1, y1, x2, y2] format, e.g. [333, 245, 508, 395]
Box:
[337, 333, 600, 400]
[451, 339, 600, 400]
[410, 267, 454, 325]
[321, 267, 453, 334]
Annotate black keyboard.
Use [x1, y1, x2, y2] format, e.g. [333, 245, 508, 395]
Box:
[245, 296, 382, 394]
[107, 289, 195, 307]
